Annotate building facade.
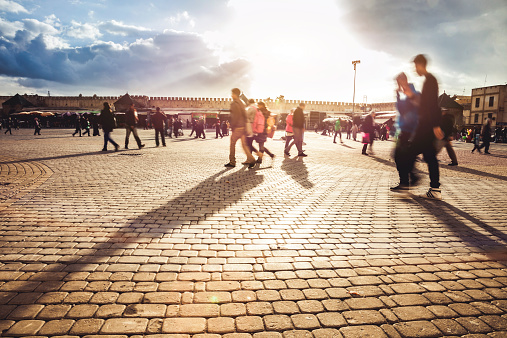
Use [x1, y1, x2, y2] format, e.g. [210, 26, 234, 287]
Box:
[469, 85, 507, 127]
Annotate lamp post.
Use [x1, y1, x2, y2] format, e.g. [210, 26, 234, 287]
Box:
[352, 60, 360, 117]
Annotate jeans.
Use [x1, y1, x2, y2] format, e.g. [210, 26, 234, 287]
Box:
[284, 135, 294, 153]
[103, 131, 118, 150]
[229, 127, 255, 165]
[155, 128, 165, 146]
[293, 127, 304, 154]
[125, 126, 142, 148]
[333, 130, 342, 143]
[407, 131, 440, 188]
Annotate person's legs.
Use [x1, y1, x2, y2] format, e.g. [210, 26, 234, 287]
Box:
[155, 129, 160, 146]
[421, 140, 440, 189]
[103, 132, 109, 150]
[131, 127, 143, 148]
[228, 128, 241, 165]
[333, 131, 337, 143]
[125, 127, 131, 148]
[284, 135, 293, 154]
[293, 128, 304, 154]
[240, 132, 256, 164]
[445, 140, 458, 164]
[160, 129, 166, 146]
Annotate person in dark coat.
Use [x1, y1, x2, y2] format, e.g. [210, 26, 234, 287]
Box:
[361, 112, 375, 155]
[292, 102, 306, 156]
[152, 107, 167, 147]
[477, 118, 492, 154]
[34, 117, 41, 135]
[4, 118, 12, 135]
[72, 115, 82, 136]
[99, 102, 119, 152]
[215, 119, 223, 138]
[124, 103, 145, 149]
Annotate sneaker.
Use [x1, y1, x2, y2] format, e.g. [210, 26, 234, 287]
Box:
[114, 145, 119, 152]
[485, 152, 490, 154]
[298, 152, 308, 157]
[248, 162, 256, 169]
[139, 144, 145, 149]
[224, 162, 235, 168]
[362, 152, 368, 156]
[390, 184, 409, 192]
[101, 148, 107, 152]
[424, 188, 442, 200]
[448, 162, 458, 166]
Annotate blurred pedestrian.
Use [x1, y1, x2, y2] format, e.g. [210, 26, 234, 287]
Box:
[333, 118, 342, 143]
[82, 116, 91, 136]
[224, 88, 256, 168]
[72, 115, 82, 137]
[293, 102, 307, 157]
[404, 54, 443, 200]
[92, 115, 101, 136]
[34, 117, 41, 135]
[4, 118, 12, 135]
[245, 99, 260, 158]
[477, 118, 492, 154]
[284, 108, 295, 155]
[124, 103, 145, 149]
[215, 119, 223, 138]
[361, 112, 375, 155]
[100, 102, 119, 152]
[152, 107, 167, 147]
[253, 101, 275, 166]
[439, 111, 458, 165]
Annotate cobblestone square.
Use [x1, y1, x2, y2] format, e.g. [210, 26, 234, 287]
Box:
[1, 128, 507, 337]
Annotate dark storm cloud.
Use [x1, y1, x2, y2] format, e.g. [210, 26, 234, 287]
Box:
[0, 27, 252, 96]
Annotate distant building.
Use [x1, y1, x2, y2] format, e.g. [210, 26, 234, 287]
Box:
[1, 94, 35, 116]
[438, 92, 464, 127]
[470, 85, 507, 127]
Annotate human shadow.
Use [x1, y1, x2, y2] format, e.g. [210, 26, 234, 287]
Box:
[0, 151, 111, 165]
[280, 157, 314, 189]
[406, 196, 507, 255]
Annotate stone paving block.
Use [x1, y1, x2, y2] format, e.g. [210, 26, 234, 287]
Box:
[235, 315, 265, 332]
[339, 325, 388, 338]
[179, 304, 219, 317]
[69, 318, 105, 335]
[207, 317, 236, 334]
[233, 290, 257, 302]
[393, 320, 442, 338]
[479, 315, 507, 331]
[162, 317, 206, 334]
[454, 316, 492, 333]
[344, 297, 385, 310]
[263, 315, 293, 332]
[144, 292, 181, 304]
[96, 304, 127, 318]
[342, 310, 387, 325]
[7, 304, 44, 320]
[38, 318, 75, 336]
[221, 303, 247, 317]
[37, 304, 72, 319]
[4, 319, 45, 336]
[390, 294, 431, 307]
[100, 318, 149, 334]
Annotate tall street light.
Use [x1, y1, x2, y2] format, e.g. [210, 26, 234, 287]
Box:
[352, 60, 360, 117]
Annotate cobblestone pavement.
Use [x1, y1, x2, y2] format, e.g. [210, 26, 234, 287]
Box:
[1, 128, 507, 338]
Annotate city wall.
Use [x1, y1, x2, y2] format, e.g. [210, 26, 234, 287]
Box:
[1, 94, 395, 113]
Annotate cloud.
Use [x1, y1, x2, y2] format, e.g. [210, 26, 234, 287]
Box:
[66, 20, 102, 40]
[0, 16, 23, 38]
[0, 27, 251, 97]
[0, 0, 28, 14]
[99, 20, 152, 37]
[167, 11, 195, 29]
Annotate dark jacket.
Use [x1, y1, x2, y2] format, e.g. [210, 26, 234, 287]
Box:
[362, 114, 374, 134]
[152, 111, 166, 130]
[417, 73, 441, 133]
[482, 123, 492, 142]
[441, 113, 456, 139]
[293, 107, 305, 128]
[230, 98, 246, 129]
[125, 108, 138, 127]
[100, 109, 116, 132]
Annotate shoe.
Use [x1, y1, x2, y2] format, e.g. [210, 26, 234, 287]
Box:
[298, 153, 308, 157]
[101, 148, 107, 152]
[424, 188, 442, 200]
[224, 163, 236, 168]
[362, 152, 368, 156]
[156, 144, 159, 147]
[448, 162, 458, 166]
[256, 157, 262, 164]
[270, 154, 275, 159]
[485, 152, 490, 154]
[114, 145, 119, 152]
[248, 162, 256, 169]
[333, 141, 336, 144]
[125, 146, 129, 149]
[390, 184, 409, 192]
[139, 144, 145, 149]
[162, 144, 166, 147]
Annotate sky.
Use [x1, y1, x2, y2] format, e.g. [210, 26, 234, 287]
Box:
[0, 0, 506, 103]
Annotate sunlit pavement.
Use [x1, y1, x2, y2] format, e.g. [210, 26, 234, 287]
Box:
[1, 128, 507, 337]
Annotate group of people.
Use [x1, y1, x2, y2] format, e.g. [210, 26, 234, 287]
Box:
[224, 88, 307, 169]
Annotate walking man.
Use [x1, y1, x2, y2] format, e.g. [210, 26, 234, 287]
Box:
[100, 102, 119, 152]
[4, 118, 12, 134]
[125, 103, 145, 149]
[224, 88, 256, 168]
[333, 118, 342, 143]
[293, 102, 307, 157]
[152, 107, 167, 147]
[403, 54, 444, 200]
[72, 115, 82, 137]
[478, 118, 492, 154]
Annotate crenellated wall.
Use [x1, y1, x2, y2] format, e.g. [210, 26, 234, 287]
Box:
[1, 94, 396, 113]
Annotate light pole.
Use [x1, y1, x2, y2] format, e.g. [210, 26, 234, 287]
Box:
[352, 60, 360, 117]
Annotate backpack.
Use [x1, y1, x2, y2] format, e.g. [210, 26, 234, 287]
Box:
[253, 109, 265, 134]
